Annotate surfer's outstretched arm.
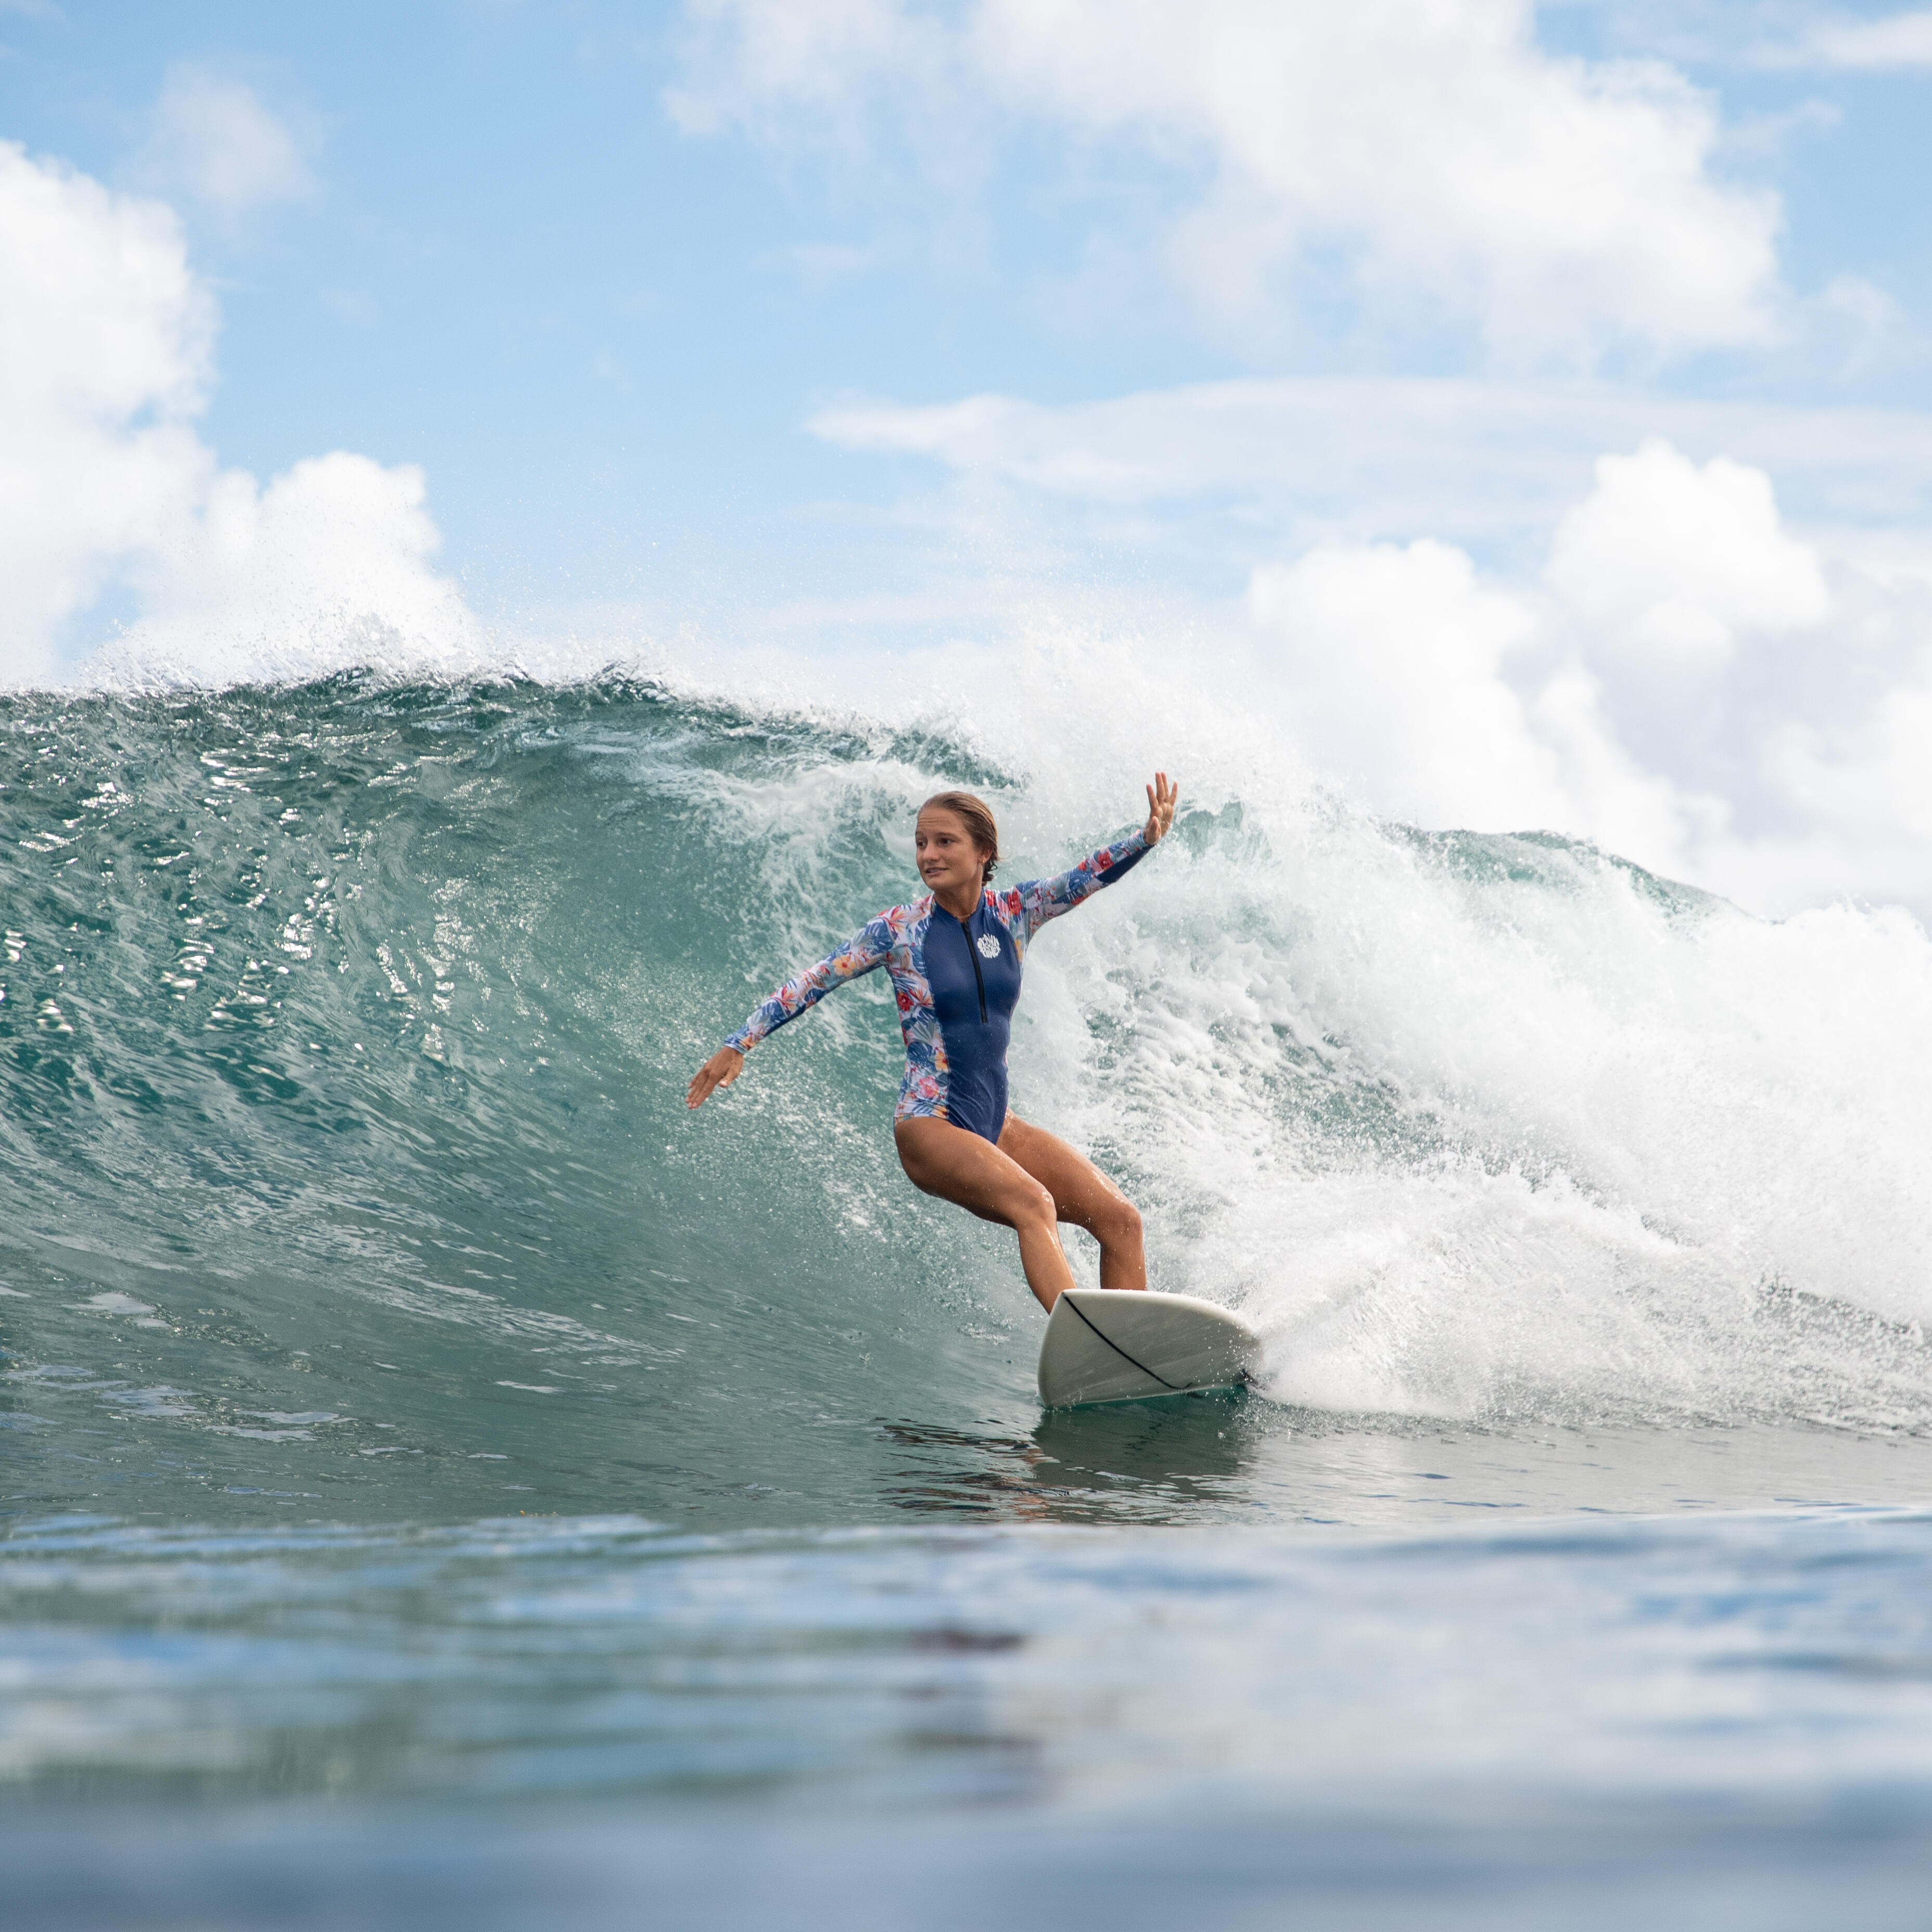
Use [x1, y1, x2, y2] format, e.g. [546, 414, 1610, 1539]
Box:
[686, 917, 893, 1109]
[1011, 772, 1178, 942]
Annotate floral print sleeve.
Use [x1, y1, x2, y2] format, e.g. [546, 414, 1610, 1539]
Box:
[717, 830, 1155, 1142]
[724, 916, 894, 1053]
[1009, 829, 1150, 944]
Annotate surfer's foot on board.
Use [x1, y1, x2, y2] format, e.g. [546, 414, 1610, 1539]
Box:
[894, 1113, 1147, 1312]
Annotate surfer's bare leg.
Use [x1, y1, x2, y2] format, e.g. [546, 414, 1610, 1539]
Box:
[998, 1114, 1147, 1293]
[894, 1117, 1078, 1312]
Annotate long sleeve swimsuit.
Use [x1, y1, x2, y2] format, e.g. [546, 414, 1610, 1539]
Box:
[724, 829, 1151, 1144]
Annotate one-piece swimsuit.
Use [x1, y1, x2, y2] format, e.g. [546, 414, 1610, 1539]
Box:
[723, 830, 1150, 1143]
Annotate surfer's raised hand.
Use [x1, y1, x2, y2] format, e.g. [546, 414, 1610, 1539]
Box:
[1143, 771, 1179, 846]
[687, 1045, 744, 1109]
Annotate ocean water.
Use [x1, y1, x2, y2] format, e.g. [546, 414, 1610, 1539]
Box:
[5, 670, 1932, 1927]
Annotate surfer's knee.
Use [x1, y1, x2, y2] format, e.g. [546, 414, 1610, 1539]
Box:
[1012, 1178, 1058, 1232]
[1097, 1195, 1142, 1247]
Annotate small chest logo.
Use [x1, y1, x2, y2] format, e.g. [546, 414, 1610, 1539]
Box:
[975, 933, 1001, 959]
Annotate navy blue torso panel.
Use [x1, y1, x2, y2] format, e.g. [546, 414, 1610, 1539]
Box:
[724, 830, 1151, 1145]
[925, 901, 1024, 1143]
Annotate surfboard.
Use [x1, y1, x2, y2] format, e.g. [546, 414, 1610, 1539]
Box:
[1037, 1288, 1262, 1408]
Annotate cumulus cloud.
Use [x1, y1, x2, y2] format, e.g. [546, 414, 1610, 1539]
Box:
[1546, 439, 1831, 682]
[0, 142, 213, 683]
[1243, 444, 1932, 914]
[0, 141, 473, 688]
[1244, 531, 1719, 882]
[131, 65, 317, 223]
[1248, 539, 1567, 832]
[672, 0, 1783, 361]
[91, 453, 475, 688]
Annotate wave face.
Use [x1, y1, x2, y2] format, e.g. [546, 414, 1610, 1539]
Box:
[4, 672, 1932, 1528]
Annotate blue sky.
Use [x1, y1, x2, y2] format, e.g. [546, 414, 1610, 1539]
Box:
[7, 1, 1927, 595]
[7, 1, 1932, 913]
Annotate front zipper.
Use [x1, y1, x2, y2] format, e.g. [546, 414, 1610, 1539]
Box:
[962, 911, 988, 1022]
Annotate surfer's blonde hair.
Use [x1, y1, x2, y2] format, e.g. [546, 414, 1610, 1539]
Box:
[919, 790, 1001, 884]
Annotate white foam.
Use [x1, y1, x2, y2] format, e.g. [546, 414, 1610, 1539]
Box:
[645, 638, 1932, 1427]
[1013, 774, 1932, 1423]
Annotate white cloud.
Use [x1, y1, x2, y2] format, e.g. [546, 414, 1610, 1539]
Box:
[0, 141, 474, 688]
[0, 142, 213, 683]
[668, 0, 958, 147]
[1772, 9, 1932, 69]
[1246, 538, 1562, 829]
[1546, 439, 1831, 681]
[1246, 536, 1707, 875]
[1241, 447, 1932, 914]
[673, 0, 1783, 361]
[801, 373, 1932, 914]
[132, 65, 316, 222]
[809, 377, 1932, 557]
[95, 454, 475, 688]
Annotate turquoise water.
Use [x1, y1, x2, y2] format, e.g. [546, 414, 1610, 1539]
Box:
[6, 673, 1932, 1926]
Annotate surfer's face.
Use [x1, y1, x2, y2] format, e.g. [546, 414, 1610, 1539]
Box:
[915, 808, 988, 894]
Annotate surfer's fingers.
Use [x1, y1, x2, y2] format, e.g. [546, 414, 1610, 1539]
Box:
[700, 1047, 745, 1101]
[1146, 772, 1176, 842]
[687, 1050, 735, 1107]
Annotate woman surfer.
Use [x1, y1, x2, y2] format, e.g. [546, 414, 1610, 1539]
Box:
[687, 776, 1179, 1312]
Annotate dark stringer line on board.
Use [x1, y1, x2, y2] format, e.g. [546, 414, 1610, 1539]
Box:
[1062, 1295, 1184, 1391]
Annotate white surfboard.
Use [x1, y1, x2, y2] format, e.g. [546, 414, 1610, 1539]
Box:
[1037, 1288, 1262, 1408]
